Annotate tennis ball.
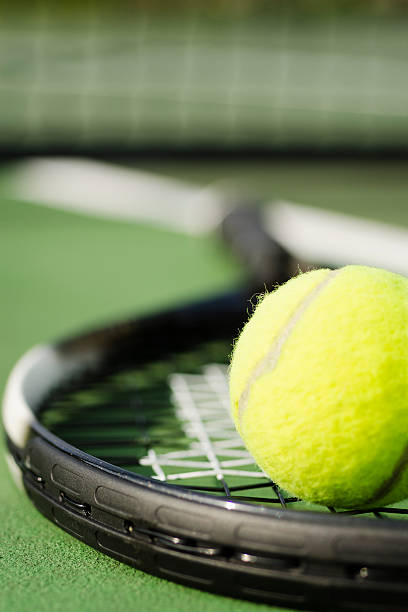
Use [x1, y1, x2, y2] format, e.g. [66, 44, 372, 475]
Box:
[229, 265, 408, 508]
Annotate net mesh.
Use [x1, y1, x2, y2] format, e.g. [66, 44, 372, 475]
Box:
[2, 1, 408, 153]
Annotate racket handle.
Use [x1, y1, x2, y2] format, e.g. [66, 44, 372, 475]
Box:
[221, 205, 292, 289]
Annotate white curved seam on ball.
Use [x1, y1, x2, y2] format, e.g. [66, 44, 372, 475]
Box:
[237, 268, 341, 425]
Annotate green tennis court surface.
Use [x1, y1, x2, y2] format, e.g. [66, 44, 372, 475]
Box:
[1, 159, 408, 612]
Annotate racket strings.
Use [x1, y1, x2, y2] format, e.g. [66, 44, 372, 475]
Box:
[38, 338, 408, 519]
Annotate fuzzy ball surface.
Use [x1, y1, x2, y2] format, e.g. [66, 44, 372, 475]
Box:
[229, 265, 408, 508]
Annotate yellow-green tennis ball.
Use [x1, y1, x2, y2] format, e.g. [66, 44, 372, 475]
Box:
[229, 265, 408, 509]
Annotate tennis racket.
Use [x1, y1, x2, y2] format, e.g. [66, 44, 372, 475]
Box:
[3, 185, 408, 612]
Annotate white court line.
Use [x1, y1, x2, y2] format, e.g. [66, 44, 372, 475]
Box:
[8, 157, 227, 235]
[7, 157, 408, 275]
[266, 201, 408, 277]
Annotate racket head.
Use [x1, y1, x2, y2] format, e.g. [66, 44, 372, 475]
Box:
[3, 286, 408, 610]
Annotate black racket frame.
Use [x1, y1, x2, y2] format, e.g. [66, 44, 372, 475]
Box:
[4, 290, 408, 612]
